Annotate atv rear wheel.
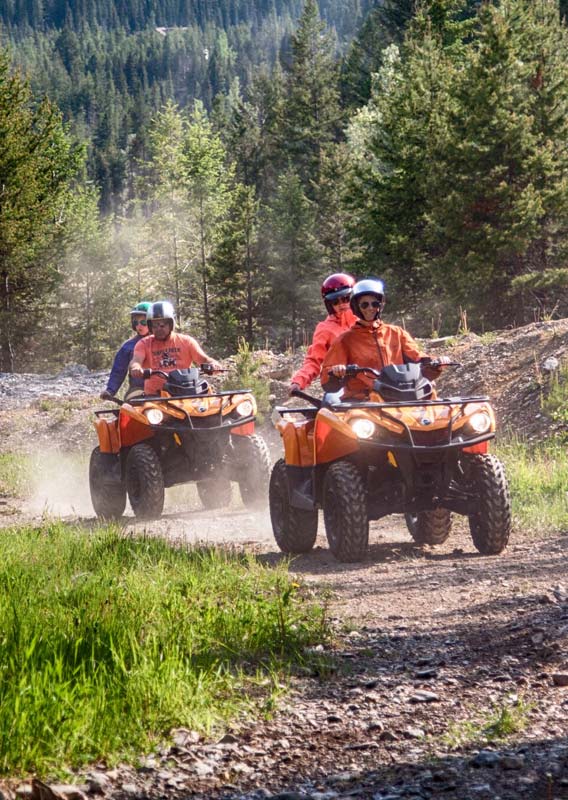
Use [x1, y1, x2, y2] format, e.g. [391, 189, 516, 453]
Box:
[465, 454, 511, 555]
[89, 447, 126, 520]
[197, 477, 232, 509]
[323, 462, 368, 562]
[126, 443, 164, 519]
[234, 434, 271, 508]
[269, 459, 318, 554]
[405, 508, 452, 545]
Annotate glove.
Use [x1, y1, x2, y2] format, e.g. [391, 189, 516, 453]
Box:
[100, 390, 114, 401]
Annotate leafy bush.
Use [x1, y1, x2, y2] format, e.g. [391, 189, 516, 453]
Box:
[223, 338, 271, 420]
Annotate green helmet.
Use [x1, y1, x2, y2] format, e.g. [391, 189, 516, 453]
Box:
[130, 301, 152, 317]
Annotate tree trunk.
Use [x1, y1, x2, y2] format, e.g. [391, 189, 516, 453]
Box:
[245, 227, 253, 344]
[199, 199, 210, 340]
[0, 271, 14, 373]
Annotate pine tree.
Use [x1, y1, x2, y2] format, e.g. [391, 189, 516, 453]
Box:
[283, 0, 342, 195]
[266, 168, 321, 346]
[0, 50, 80, 370]
[428, 0, 568, 321]
[182, 101, 233, 341]
[210, 183, 268, 352]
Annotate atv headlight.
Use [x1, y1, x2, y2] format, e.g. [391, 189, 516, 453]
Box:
[350, 418, 376, 439]
[145, 408, 164, 425]
[468, 411, 491, 434]
[236, 399, 254, 417]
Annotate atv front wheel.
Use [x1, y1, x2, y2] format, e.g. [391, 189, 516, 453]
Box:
[234, 434, 271, 508]
[466, 454, 511, 555]
[89, 447, 126, 520]
[405, 508, 452, 545]
[323, 462, 368, 562]
[126, 443, 164, 519]
[269, 459, 318, 554]
[197, 477, 232, 509]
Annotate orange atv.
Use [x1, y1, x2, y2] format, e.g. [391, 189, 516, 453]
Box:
[269, 360, 511, 562]
[90, 365, 270, 519]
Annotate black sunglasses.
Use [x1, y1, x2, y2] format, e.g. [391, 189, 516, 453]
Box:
[359, 299, 382, 309]
[331, 295, 350, 305]
[132, 318, 148, 326]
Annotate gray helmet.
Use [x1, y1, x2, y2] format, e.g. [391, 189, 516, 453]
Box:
[350, 278, 386, 321]
[147, 300, 176, 333]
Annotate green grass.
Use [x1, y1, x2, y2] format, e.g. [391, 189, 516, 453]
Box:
[443, 696, 533, 749]
[0, 523, 329, 775]
[0, 453, 34, 498]
[496, 439, 568, 533]
[541, 361, 568, 426]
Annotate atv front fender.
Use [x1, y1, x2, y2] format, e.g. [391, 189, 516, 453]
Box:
[94, 417, 121, 454]
[314, 409, 359, 464]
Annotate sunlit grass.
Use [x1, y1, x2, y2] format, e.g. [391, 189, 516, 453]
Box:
[0, 523, 329, 775]
[0, 453, 34, 497]
[496, 439, 568, 533]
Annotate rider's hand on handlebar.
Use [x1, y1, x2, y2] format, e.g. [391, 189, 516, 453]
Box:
[100, 390, 115, 401]
[289, 382, 302, 396]
[201, 360, 223, 374]
[129, 363, 144, 379]
[329, 364, 347, 378]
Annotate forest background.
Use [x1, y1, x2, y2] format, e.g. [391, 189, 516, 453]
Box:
[2, 0, 568, 373]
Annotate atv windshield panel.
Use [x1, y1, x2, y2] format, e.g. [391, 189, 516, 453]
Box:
[373, 363, 432, 402]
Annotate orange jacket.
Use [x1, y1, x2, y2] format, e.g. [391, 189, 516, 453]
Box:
[291, 309, 358, 389]
[321, 320, 427, 396]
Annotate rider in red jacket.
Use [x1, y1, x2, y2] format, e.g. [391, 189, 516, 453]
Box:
[289, 273, 357, 394]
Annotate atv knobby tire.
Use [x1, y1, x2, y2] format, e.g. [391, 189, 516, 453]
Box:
[234, 434, 271, 508]
[197, 477, 232, 509]
[466, 453, 511, 555]
[269, 459, 318, 554]
[406, 508, 452, 545]
[126, 443, 165, 519]
[323, 461, 368, 562]
[89, 447, 126, 520]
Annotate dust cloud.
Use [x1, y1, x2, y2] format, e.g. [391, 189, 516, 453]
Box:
[26, 452, 93, 518]
[24, 460, 275, 548]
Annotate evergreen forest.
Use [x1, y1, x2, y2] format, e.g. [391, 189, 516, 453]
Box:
[1, 0, 568, 373]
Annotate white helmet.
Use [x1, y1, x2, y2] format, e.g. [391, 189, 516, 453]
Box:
[147, 300, 176, 333]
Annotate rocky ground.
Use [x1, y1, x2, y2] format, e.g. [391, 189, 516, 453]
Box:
[0, 319, 567, 800]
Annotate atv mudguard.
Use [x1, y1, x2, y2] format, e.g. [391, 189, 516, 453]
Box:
[94, 417, 121, 454]
[280, 418, 316, 467]
[313, 409, 359, 464]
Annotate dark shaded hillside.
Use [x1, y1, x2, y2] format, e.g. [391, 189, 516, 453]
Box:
[1, 0, 372, 35]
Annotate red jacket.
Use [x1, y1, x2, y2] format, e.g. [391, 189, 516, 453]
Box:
[321, 320, 427, 396]
[291, 309, 357, 389]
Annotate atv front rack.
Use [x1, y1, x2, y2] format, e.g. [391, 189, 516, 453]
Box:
[329, 395, 490, 410]
[128, 389, 253, 404]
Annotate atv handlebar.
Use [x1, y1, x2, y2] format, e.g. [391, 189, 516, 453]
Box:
[141, 364, 226, 380]
[343, 358, 461, 377]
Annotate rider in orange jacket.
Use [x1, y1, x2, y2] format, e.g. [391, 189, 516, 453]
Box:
[322, 278, 448, 397]
[289, 273, 358, 395]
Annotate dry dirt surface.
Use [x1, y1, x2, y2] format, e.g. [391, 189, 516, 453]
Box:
[0, 320, 567, 800]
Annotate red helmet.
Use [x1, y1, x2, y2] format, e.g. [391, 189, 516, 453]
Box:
[321, 272, 356, 313]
